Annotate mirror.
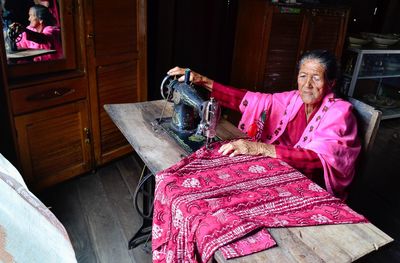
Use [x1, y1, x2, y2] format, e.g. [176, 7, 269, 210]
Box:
[1, 0, 64, 65]
[1, 0, 78, 80]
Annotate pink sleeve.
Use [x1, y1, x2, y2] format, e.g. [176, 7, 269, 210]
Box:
[211, 82, 246, 111]
[275, 145, 323, 182]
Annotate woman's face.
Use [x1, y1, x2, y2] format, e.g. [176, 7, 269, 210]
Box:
[297, 59, 330, 106]
[28, 8, 41, 29]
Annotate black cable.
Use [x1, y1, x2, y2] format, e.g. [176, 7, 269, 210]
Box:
[133, 172, 154, 220]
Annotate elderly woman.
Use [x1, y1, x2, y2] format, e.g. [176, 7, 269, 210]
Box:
[11, 4, 62, 61]
[167, 50, 360, 199]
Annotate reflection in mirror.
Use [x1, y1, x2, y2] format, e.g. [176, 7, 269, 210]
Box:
[2, 0, 63, 64]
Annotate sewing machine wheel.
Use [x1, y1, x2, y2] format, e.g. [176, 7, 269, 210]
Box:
[160, 75, 177, 102]
[7, 25, 23, 44]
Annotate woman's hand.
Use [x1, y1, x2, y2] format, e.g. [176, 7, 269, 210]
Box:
[8, 23, 25, 35]
[218, 139, 276, 158]
[167, 66, 214, 91]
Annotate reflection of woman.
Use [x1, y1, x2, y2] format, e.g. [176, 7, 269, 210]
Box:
[168, 50, 360, 199]
[13, 4, 62, 61]
[34, 0, 60, 26]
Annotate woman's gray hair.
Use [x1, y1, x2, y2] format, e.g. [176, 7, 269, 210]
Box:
[30, 4, 56, 26]
[298, 49, 339, 85]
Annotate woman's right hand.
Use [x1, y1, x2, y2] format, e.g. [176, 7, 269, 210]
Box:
[167, 66, 214, 91]
[8, 23, 25, 35]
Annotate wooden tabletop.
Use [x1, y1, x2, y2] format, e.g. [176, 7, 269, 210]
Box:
[104, 100, 393, 263]
[6, 49, 56, 61]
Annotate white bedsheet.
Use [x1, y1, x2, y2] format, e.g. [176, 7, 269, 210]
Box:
[0, 154, 76, 263]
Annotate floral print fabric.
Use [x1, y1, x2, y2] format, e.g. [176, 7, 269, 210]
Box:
[152, 141, 367, 263]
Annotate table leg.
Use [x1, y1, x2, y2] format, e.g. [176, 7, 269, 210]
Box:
[129, 169, 155, 250]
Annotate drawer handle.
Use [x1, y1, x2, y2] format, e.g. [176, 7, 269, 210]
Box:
[27, 88, 75, 101]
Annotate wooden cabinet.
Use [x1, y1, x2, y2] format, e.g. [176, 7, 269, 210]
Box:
[231, 1, 349, 92]
[0, 0, 147, 190]
[14, 101, 91, 189]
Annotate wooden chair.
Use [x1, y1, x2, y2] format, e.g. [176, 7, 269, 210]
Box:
[348, 97, 382, 155]
[347, 97, 382, 206]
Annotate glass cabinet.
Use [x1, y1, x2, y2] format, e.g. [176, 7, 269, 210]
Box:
[342, 48, 400, 120]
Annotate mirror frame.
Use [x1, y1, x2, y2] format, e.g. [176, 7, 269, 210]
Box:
[4, 0, 79, 79]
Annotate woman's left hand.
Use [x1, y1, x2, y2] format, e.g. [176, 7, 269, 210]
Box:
[218, 139, 276, 158]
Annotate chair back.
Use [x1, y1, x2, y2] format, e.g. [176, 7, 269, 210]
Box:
[346, 98, 381, 207]
[348, 97, 382, 155]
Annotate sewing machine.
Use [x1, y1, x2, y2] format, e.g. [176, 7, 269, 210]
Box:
[157, 69, 220, 152]
[6, 23, 23, 52]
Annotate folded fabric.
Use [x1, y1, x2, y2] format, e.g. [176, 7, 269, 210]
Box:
[219, 228, 276, 259]
[152, 141, 367, 263]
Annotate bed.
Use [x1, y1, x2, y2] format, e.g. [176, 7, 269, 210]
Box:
[0, 153, 76, 263]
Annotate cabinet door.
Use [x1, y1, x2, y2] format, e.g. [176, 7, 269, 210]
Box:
[261, 8, 303, 92]
[14, 100, 91, 190]
[231, 0, 270, 90]
[301, 8, 349, 58]
[84, 0, 147, 165]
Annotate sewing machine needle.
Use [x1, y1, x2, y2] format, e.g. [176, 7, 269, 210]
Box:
[158, 88, 172, 123]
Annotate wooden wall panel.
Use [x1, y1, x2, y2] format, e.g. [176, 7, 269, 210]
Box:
[306, 16, 344, 54]
[263, 12, 303, 92]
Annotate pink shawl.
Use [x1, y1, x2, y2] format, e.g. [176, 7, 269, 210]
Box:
[238, 90, 360, 199]
[17, 25, 62, 61]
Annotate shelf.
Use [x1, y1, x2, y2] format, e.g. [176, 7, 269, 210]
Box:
[344, 73, 400, 79]
[348, 47, 400, 54]
[344, 48, 400, 109]
[381, 107, 400, 120]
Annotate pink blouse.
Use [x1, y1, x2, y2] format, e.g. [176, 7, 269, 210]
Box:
[17, 25, 62, 61]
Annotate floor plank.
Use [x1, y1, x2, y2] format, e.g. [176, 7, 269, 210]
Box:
[77, 172, 134, 263]
[100, 159, 152, 263]
[41, 181, 98, 263]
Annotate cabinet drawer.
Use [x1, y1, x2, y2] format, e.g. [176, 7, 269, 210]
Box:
[10, 78, 87, 115]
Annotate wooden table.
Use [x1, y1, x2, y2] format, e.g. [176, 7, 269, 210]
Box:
[105, 100, 393, 263]
[6, 49, 56, 63]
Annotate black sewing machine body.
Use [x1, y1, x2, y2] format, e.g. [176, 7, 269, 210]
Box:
[158, 72, 220, 152]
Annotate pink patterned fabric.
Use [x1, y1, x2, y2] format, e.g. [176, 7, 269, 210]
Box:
[238, 90, 361, 199]
[218, 228, 276, 259]
[152, 141, 367, 263]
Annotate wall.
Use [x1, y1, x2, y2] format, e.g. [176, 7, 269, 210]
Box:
[147, 0, 238, 100]
[347, 0, 400, 34]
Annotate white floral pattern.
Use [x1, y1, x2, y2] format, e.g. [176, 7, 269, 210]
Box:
[182, 178, 201, 188]
[218, 173, 231, 180]
[308, 183, 324, 192]
[153, 250, 161, 260]
[273, 217, 289, 226]
[173, 209, 184, 228]
[166, 250, 174, 263]
[311, 214, 332, 223]
[248, 165, 266, 173]
[152, 224, 163, 239]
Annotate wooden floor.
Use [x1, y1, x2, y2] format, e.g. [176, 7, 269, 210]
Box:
[39, 154, 152, 263]
[38, 123, 400, 263]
